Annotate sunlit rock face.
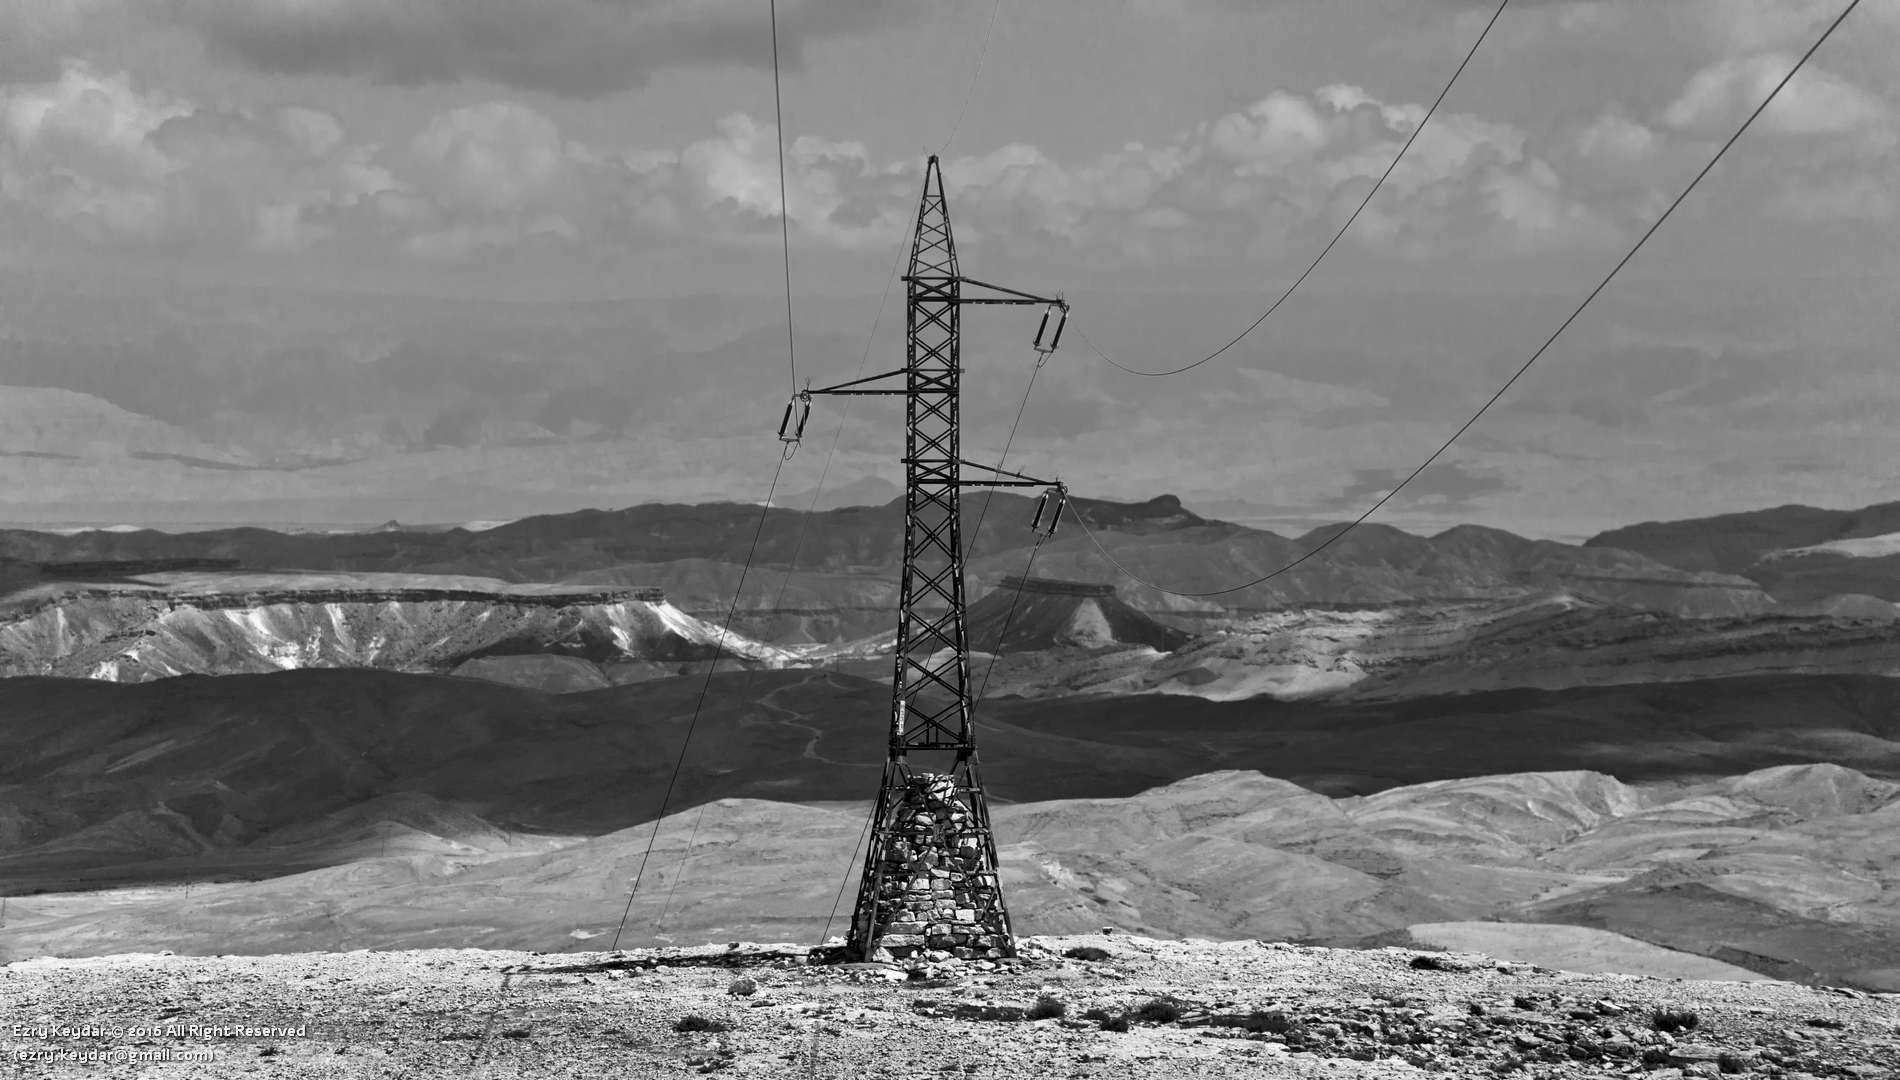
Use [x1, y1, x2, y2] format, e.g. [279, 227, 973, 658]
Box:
[0, 572, 789, 681]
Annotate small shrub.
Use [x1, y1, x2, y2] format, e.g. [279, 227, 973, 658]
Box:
[1063, 946, 1110, 962]
[1135, 998, 1182, 1024]
[1246, 1010, 1293, 1034]
[501, 1028, 530, 1040]
[1650, 1008, 1699, 1034]
[674, 1015, 730, 1034]
[727, 977, 757, 997]
[1027, 996, 1067, 1021]
[1082, 1006, 1128, 1032]
[258, 1046, 280, 1058]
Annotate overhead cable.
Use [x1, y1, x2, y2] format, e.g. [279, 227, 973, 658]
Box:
[608, 5, 815, 945]
[939, 0, 1006, 157]
[1072, 0, 1863, 599]
[610, 450, 790, 949]
[770, 0, 798, 396]
[1089, 0, 1511, 378]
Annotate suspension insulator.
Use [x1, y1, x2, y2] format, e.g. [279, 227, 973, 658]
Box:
[1032, 303, 1068, 355]
[777, 393, 811, 443]
[1031, 484, 1068, 537]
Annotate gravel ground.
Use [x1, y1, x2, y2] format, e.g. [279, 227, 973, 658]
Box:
[4, 934, 1898, 1079]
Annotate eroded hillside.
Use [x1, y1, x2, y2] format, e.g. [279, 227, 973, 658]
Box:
[0, 570, 788, 681]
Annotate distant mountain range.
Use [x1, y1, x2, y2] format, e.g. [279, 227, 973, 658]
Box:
[9, 494, 1900, 700]
[5, 491, 1862, 634]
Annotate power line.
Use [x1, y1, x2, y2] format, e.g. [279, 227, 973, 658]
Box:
[617, 3, 808, 945]
[770, 0, 798, 396]
[939, 0, 1006, 157]
[963, 348, 1052, 703]
[609, 449, 791, 951]
[964, 351, 1046, 565]
[818, 793, 877, 950]
[768, 230, 911, 616]
[1070, 0, 1862, 600]
[971, 539, 1045, 713]
[1089, 0, 1511, 378]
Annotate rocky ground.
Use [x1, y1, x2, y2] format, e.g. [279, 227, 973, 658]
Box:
[5, 935, 1897, 1079]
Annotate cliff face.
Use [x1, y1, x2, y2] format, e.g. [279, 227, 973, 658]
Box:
[0, 585, 787, 682]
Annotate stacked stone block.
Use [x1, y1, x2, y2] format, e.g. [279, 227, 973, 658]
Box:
[863, 772, 1012, 962]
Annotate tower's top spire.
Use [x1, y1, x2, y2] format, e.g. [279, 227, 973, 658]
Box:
[910, 155, 956, 280]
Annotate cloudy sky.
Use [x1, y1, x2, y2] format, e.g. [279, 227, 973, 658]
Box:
[0, 0, 1896, 540]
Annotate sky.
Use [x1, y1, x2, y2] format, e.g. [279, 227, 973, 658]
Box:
[0, 0, 1897, 541]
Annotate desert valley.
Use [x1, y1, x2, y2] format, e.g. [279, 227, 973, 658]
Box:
[4, 493, 1900, 1005]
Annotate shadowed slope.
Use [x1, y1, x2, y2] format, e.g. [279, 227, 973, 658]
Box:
[5, 668, 1900, 899]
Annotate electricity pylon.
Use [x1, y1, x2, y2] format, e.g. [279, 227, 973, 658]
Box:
[787, 156, 1068, 962]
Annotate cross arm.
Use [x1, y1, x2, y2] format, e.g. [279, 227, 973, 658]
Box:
[901, 274, 1067, 307]
[806, 368, 909, 396]
[957, 458, 1057, 488]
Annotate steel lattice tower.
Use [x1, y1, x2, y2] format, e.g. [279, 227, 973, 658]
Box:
[796, 157, 1067, 963]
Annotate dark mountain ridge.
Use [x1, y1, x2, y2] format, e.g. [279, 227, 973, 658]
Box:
[1587, 500, 1900, 575]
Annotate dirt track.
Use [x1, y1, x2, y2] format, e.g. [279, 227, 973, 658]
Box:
[5, 935, 1897, 1079]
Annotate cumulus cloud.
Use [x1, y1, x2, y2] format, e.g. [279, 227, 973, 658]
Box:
[0, 61, 397, 250]
[1661, 54, 1887, 137]
[5, 57, 1890, 274]
[156, 0, 908, 99]
[0, 70, 1636, 267]
[0, 63, 188, 240]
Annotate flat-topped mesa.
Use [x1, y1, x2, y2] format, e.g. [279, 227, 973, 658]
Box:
[155, 586, 669, 609]
[36, 558, 242, 577]
[14, 585, 668, 613]
[998, 575, 1117, 598]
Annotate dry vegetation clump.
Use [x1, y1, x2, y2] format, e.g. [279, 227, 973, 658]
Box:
[673, 1015, 730, 1033]
[1217, 1009, 1292, 1034]
[1135, 997, 1184, 1023]
[1650, 1006, 1700, 1033]
[1026, 995, 1067, 1020]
